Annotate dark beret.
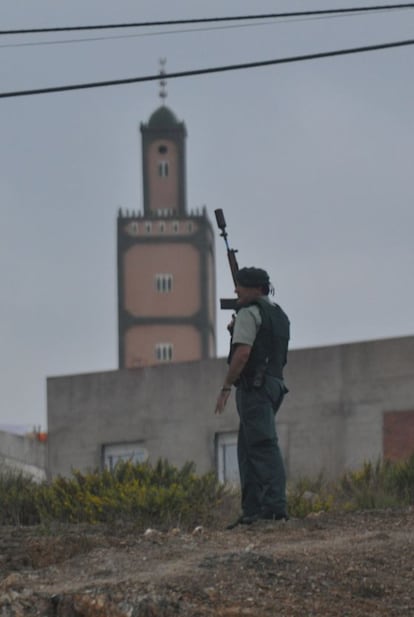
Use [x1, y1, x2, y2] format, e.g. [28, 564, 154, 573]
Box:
[236, 267, 270, 288]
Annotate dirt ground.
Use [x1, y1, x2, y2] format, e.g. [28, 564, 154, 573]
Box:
[0, 507, 413, 616]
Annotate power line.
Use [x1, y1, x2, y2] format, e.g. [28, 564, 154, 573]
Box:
[1, 39, 412, 100]
[0, 10, 405, 50]
[1, 4, 413, 35]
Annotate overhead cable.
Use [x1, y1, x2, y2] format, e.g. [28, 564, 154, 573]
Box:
[0, 10, 407, 50]
[1, 4, 413, 35]
[0, 38, 413, 100]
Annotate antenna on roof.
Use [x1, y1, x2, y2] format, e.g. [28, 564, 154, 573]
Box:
[159, 58, 167, 104]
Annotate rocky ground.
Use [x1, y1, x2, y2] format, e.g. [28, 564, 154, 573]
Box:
[0, 508, 413, 616]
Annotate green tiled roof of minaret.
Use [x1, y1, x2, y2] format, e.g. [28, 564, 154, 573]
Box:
[147, 105, 179, 129]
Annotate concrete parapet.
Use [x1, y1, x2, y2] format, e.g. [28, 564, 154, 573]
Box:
[47, 336, 414, 481]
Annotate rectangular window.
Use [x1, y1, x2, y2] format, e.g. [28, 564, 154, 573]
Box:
[155, 343, 173, 362]
[215, 432, 239, 485]
[102, 442, 148, 471]
[145, 222, 152, 233]
[155, 273, 173, 293]
[158, 161, 169, 177]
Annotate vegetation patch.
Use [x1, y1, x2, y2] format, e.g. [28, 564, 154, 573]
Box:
[1, 455, 414, 527]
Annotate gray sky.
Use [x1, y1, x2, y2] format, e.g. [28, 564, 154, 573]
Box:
[0, 1, 413, 430]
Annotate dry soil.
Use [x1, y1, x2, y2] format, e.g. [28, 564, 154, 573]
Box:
[0, 508, 413, 616]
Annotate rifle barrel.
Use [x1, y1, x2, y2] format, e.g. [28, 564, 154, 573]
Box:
[215, 208, 239, 310]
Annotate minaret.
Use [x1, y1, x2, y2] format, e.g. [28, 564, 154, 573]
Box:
[117, 61, 216, 368]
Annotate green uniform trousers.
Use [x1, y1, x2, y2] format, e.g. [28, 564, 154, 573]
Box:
[235, 376, 287, 517]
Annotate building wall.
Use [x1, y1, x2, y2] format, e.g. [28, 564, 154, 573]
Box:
[0, 431, 47, 481]
[124, 243, 200, 316]
[47, 335, 414, 480]
[125, 324, 201, 367]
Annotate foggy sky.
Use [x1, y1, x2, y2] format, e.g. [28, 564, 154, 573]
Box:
[0, 0, 413, 429]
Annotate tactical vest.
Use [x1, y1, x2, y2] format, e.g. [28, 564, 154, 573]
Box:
[235, 298, 290, 387]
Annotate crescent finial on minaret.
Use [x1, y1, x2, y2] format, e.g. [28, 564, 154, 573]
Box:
[159, 57, 167, 104]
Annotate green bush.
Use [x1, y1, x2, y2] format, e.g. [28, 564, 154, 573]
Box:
[287, 474, 334, 518]
[1, 456, 414, 527]
[7, 460, 226, 529]
[287, 456, 414, 517]
[337, 455, 414, 510]
[0, 465, 39, 525]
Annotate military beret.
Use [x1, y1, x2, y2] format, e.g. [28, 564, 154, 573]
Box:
[236, 267, 270, 288]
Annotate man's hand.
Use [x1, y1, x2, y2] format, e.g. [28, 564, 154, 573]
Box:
[214, 388, 231, 415]
[214, 344, 251, 415]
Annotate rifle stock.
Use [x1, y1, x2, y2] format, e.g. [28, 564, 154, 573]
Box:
[214, 209, 239, 310]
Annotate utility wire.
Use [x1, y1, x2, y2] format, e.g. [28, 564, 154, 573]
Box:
[1, 4, 413, 35]
[0, 39, 412, 100]
[0, 11, 404, 50]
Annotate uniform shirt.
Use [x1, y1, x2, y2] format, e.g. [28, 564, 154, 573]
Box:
[232, 296, 273, 346]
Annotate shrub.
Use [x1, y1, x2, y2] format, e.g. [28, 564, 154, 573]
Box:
[1, 456, 414, 527]
[337, 455, 414, 510]
[34, 460, 226, 529]
[0, 464, 39, 525]
[287, 474, 334, 518]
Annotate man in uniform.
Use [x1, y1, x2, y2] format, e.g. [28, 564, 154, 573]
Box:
[215, 267, 290, 528]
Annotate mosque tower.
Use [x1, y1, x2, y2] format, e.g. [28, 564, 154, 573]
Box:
[117, 61, 216, 368]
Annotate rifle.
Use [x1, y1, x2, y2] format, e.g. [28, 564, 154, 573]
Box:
[214, 209, 239, 310]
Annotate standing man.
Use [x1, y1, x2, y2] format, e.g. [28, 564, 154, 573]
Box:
[215, 267, 290, 528]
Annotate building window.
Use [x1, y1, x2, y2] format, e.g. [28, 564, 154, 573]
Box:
[102, 442, 148, 471]
[155, 343, 173, 362]
[157, 208, 173, 217]
[158, 144, 168, 154]
[159, 222, 165, 232]
[158, 161, 169, 177]
[127, 222, 139, 236]
[188, 222, 193, 232]
[155, 273, 173, 293]
[216, 432, 239, 485]
[172, 221, 179, 233]
[145, 222, 152, 233]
